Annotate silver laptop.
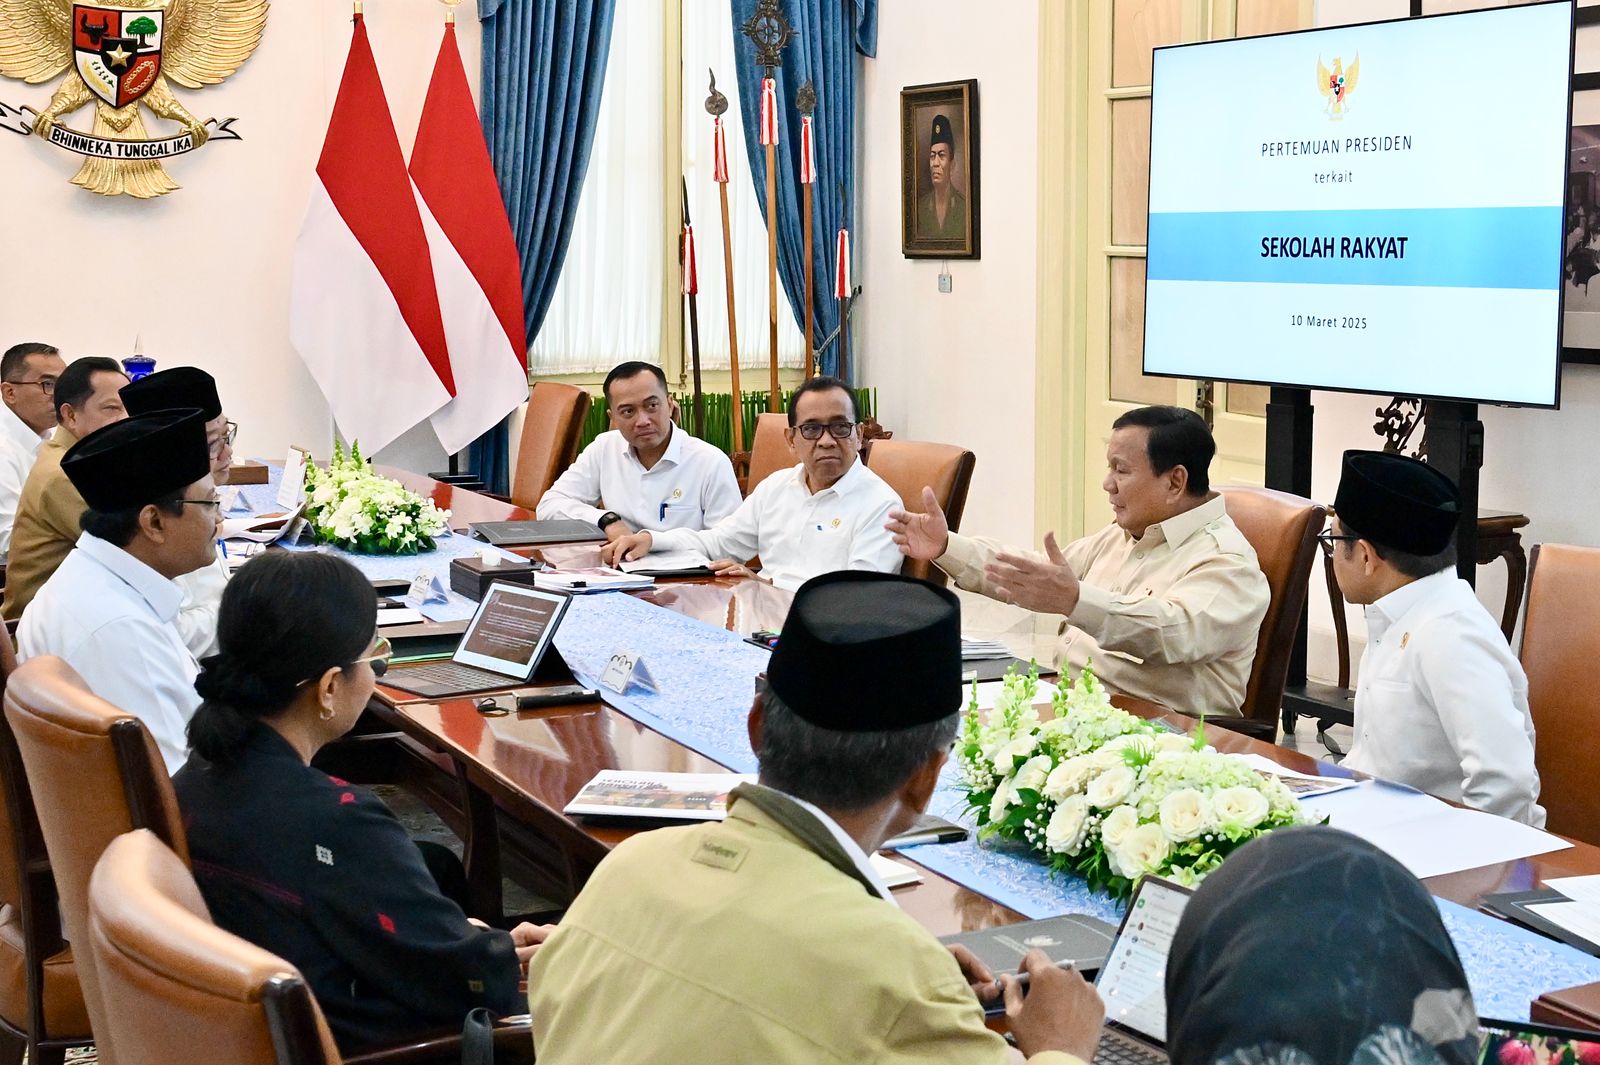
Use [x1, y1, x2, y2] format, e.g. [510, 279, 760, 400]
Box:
[1090, 875, 1194, 1065]
[384, 581, 571, 698]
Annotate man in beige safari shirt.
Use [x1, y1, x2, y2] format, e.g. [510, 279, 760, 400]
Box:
[888, 406, 1268, 718]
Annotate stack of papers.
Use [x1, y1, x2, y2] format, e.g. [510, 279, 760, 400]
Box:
[968, 678, 1060, 711]
[534, 567, 656, 594]
[619, 550, 713, 576]
[1237, 753, 1359, 799]
[870, 853, 923, 889]
[961, 636, 1014, 661]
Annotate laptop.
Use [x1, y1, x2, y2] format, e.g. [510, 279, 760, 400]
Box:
[384, 582, 573, 698]
[1090, 875, 1194, 1065]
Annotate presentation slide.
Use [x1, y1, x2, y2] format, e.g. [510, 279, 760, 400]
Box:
[1144, 2, 1572, 407]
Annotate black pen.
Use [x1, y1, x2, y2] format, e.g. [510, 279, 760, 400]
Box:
[992, 960, 1077, 998]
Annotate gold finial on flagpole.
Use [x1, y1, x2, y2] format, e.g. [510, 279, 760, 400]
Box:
[440, 0, 462, 24]
[353, 0, 362, 14]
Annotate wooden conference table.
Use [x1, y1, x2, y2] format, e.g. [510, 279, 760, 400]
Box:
[358, 470, 1600, 957]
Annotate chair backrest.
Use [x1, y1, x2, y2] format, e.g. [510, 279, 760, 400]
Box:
[510, 381, 592, 510]
[3, 656, 188, 1060]
[88, 830, 341, 1065]
[862, 439, 977, 586]
[743, 412, 792, 496]
[1520, 543, 1600, 844]
[1218, 486, 1328, 733]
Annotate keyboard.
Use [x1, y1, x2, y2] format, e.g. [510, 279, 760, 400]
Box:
[1095, 1030, 1166, 1065]
[385, 660, 518, 696]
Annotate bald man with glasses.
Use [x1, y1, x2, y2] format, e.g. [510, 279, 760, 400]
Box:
[0, 342, 65, 554]
[602, 376, 903, 590]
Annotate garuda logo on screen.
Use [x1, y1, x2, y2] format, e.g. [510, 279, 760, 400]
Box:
[1317, 54, 1360, 119]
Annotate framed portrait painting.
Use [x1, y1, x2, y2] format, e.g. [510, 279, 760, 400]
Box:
[1563, 8, 1600, 363]
[900, 79, 980, 259]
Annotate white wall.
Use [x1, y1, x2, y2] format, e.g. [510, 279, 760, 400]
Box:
[0, 4, 479, 475]
[856, 0, 1040, 549]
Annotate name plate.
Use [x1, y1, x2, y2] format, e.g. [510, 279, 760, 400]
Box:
[406, 570, 449, 606]
[278, 445, 310, 509]
[600, 650, 659, 695]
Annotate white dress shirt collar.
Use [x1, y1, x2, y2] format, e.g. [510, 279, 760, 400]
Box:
[0, 402, 47, 454]
[73, 531, 184, 623]
[627, 422, 684, 472]
[1366, 567, 1456, 645]
[1128, 493, 1228, 550]
[785, 793, 896, 903]
[796, 453, 868, 498]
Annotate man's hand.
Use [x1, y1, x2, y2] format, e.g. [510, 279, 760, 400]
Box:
[604, 519, 635, 544]
[984, 533, 1081, 616]
[885, 486, 950, 561]
[599, 530, 652, 565]
[947, 943, 1000, 1006]
[709, 558, 762, 581]
[509, 922, 557, 972]
[1003, 950, 1104, 1063]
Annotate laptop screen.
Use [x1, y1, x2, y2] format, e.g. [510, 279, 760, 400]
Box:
[1095, 876, 1193, 1047]
[453, 582, 570, 678]
[1477, 1018, 1600, 1065]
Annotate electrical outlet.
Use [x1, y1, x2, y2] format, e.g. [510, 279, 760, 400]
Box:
[938, 272, 952, 293]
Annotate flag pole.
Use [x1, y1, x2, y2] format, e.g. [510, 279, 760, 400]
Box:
[706, 70, 744, 456]
[681, 177, 705, 438]
[760, 77, 780, 411]
[797, 81, 816, 380]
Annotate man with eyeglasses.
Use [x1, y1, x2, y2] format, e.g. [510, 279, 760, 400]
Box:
[18, 409, 222, 774]
[1325, 450, 1543, 826]
[121, 366, 236, 656]
[602, 375, 903, 590]
[2, 356, 130, 621]
[537, 361, 740, 542]
[0, 342, 66, 554]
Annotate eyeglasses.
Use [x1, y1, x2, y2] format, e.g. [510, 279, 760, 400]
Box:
[353, 636, 392, 678]
[177, 497, 224, 512]
[1316, 530, 1361, 558]
[794, 420, 856, 441]
[221, 420, 238, 446]
[4, 377, 56, 396]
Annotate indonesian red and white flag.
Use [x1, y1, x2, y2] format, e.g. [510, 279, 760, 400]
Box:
[289, 13, 454, 454]
[410, 22, 530, 456]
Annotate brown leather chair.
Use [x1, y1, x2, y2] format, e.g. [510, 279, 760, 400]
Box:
[507, 381, 592, 510]
[742, 412, 792, 496]
[2, 657, 185, 1065]
[1216, 486, 1328, 741]
[1520, 543, 1600, 844]
[0, 629, 93, 1065]
[862, 439, 976, 587]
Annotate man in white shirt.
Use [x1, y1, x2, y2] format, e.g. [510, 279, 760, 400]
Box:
[888, 406, 1268, 718]
[602, 376, 904, 590]
[18, 409, 222, 775]
[120, 366, 235, 658]
[1327, 450, 1544, 826]
[537, 361, 740, 541]
[0, 343, 65, 554]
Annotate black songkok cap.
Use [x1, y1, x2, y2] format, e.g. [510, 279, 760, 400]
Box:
[930, 113, 954, 150]
[63, 409, 211, 512]
[1333, 450, 1459, 556]
[766, 571, 961, 731]
[120, 366, 223, 420]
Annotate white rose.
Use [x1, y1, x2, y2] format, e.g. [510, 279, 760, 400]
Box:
[1042, 755, 1094, 800]
[995, 734, 1038, 771]
[1105, 733, 1154, 758]
[1158, 789, 1212, 842]
[1012, 755, 1053, 797]
[1213, 786, 1271, 831]
[1155, 732, 1194, 754]
[988, 781, 1015, 824]
[1087, 764, 1137, 808]
[1091, 745, 1130, 770]
[1099, 804, 1140, 849]
[1110, 822, 1172, 878]
[1045, 795, 1091, 855]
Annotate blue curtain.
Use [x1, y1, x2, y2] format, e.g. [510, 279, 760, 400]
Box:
[731, 0, 877, 382]
[468, 0, 617, 494]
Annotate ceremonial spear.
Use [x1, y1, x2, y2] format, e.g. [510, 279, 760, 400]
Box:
[706, 70, 744, 456]
[797, 80, 817, 379]
[680, 177, 704, 437]
[741, 0, 794, 412]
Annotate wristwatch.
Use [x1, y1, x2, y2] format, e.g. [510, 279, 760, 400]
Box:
[597, 511, 623, 531]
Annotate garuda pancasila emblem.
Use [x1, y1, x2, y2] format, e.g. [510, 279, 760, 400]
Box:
[0, 0, 267, 197]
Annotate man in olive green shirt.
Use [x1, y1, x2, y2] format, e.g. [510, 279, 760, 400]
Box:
[530, 572, 1104, 1065]
[3, 357, 128, 619]
[916, 112, 968, 241]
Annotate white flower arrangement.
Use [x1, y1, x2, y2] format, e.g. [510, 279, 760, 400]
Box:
[301, 441, 450, 556]
[957, 663, 1311, 900]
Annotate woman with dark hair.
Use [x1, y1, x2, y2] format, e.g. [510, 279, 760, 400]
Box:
[174, 551, 550, 1053]
[1164, 826, 1477, 1065]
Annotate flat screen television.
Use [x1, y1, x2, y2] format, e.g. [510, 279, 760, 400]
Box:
[1143, 1, 1574, 408]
